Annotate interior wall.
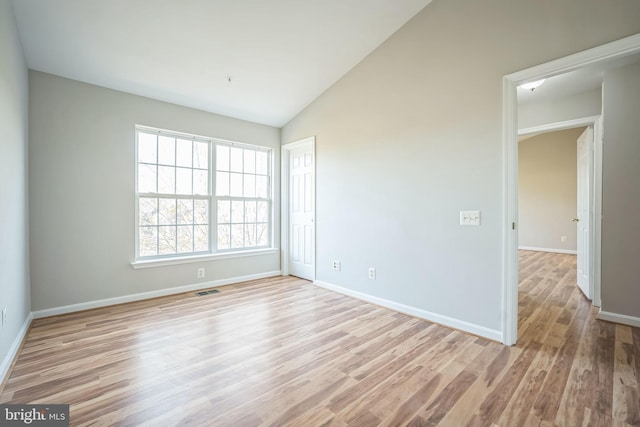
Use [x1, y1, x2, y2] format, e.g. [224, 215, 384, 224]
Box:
[281, 0, 640, 335]
[518, 128, 582, 252]
[518, 88, 602, 130]
[601, 61, 640, 319]
[0, 0, 30, 376]
[29, 71, 281, 312]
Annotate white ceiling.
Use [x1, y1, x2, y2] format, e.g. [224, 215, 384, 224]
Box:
[11, 0, 432, 127]
[517, 68, 602, 105]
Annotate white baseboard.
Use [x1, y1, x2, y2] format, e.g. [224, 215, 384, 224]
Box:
[597, 309, 640, 328]
[313, 280, 503, 342]
[1, 313, 33, 386]
[519, 246, 577, 255]
[32, 270, 282, 319]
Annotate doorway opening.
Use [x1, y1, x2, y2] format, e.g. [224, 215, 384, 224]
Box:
[517, 122, 597, 342]
[502, 33, 640, 345]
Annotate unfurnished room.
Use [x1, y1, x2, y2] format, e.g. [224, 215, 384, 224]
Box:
[1, 0, 640, 426]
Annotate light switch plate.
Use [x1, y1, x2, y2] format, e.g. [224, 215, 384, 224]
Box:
[460, 210, 481, 226]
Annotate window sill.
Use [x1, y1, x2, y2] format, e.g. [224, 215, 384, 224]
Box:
[131, 248, 279, 269]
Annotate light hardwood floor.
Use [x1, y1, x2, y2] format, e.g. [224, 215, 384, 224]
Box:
[1, 251, 639, 426]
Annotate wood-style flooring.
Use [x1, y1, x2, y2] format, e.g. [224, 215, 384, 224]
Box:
[1, 251, 639, 426]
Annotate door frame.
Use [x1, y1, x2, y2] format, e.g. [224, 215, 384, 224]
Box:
[281, 136, 316, 280]
[519, 117, 600, 301]
[502, 33, 640, 345]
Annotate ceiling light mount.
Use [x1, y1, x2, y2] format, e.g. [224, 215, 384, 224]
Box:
[519, 79, 545, 92]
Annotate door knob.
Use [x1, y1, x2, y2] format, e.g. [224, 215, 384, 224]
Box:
[572, 217, 580, 222]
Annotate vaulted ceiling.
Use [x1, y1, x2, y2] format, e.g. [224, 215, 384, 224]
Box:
[11, 0, 432, 127]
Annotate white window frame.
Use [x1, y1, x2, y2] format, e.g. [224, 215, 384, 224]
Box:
[213, 140, 273, 253]
[132, 126, 276, 269]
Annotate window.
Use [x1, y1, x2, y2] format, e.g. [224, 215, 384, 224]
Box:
[215, 144, 270, 250]
[135, 126, 271, 261]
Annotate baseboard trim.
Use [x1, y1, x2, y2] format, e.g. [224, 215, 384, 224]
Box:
[313, 280, 502, 342]
[32, 270, 282, 319]
[0, 313, 33, 388]
[519, 246, 577, 255]
[597, 309, 640, 328]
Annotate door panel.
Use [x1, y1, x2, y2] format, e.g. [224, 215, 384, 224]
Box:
[289, 145, 314, 280]
[576, 127, 592, 299]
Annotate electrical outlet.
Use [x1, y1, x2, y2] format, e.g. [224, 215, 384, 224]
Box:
[368, 267, 376, 280]
[197, 267, 205, 278]
[332, 260, 341, 271]
[561, 236, 567, 243]
[1, 307, 6, 328]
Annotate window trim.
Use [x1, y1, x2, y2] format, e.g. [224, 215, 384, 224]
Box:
[134, 125, 275, 265]
[130, 247, 279, 269]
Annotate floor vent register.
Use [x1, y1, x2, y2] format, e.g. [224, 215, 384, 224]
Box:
[195, 289, 220, 296]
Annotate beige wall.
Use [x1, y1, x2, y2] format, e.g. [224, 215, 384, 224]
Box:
[29, 71, 281, 312]
[0, 0, 30, 377]
[601, 61, 640, 319]
[281, 0, 640, 334]
[519, 128, 583, 252]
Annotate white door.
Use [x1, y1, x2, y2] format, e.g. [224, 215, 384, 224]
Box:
[289, 145, 314, 280]
[576, 126, 593, 299]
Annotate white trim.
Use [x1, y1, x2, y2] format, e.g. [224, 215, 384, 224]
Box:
[597, 310, 640, 328]
[32, 270, 281, 319]
[503, 33, 640, 346]
[314, 280, 502, 342]
[502, 76, 519, 346]
[281, 137, 316, 280]
[518, 116, 601, 136]
[592, 116, 604, 308]
[282, 137, 316, 151]
[506, 34, 640, 83]
[519, 246, 577, 255]
[0, 313, 32, 386]
[131, 248, 279, 269]
[280, 146, 290, 276]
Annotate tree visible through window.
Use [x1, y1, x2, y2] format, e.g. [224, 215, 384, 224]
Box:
[135, 126, 271, 260]
[215, 144, 270, 250]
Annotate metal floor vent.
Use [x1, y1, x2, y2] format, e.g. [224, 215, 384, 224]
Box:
[195, 289, 220, 296]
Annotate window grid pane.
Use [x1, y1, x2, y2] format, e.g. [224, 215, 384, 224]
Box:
[214, 143, 271, 251]
[136, 127, 212, 259]
[137, 127, 271, 259]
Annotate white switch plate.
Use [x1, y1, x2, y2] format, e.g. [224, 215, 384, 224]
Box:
[332, 260, 341, 271]
[460, 210, 481, 226]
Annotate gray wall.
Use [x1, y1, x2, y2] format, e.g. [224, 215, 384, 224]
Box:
[29, 72, 281, 311]
[601, 61, 640, 318]
[281, 0, 640, 333]
[519, 128, 582, 252]
[518, 88, 602, 130]
[0, 0, 30, 374]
